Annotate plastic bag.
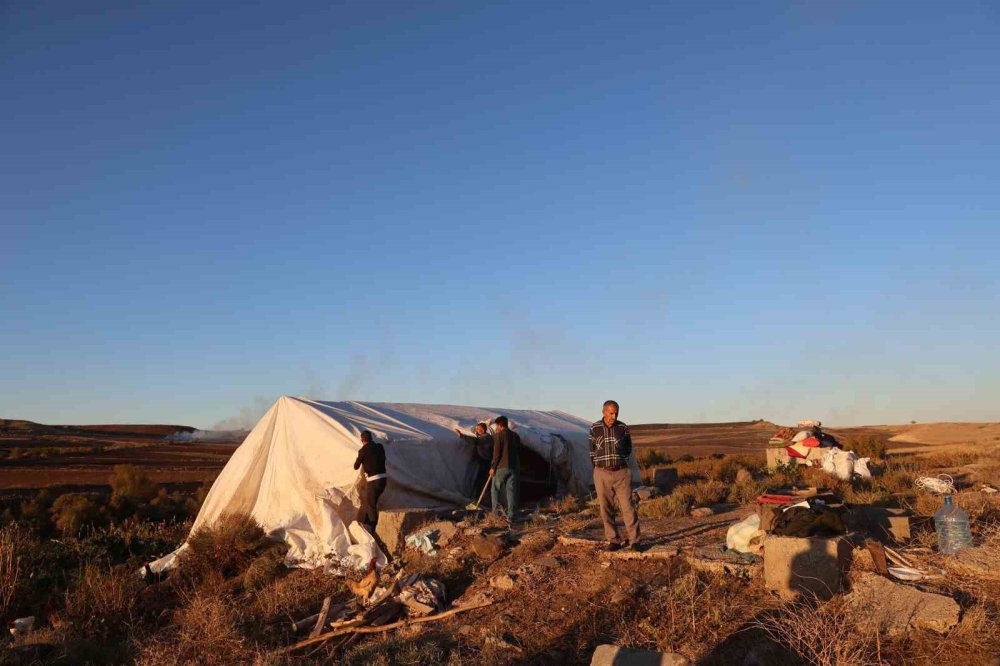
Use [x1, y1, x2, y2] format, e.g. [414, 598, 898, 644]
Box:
[726, 514, 764, 553]
[854, 457, 872, 479]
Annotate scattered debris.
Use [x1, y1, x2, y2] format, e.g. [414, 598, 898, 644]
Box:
[398, 574, 447, 615]
[9, 617, 35, 637]
[599, 544, 680, 561]
[280, 599, 494, 654]
[726, 514, 764, 553]
[490, 573, 517, 591]
[690, 507, 714, 518]
[309, 596, 333, 638]
[471, 534, 505, 560]
[558, 533, 603, 547]
[846, 573, 960, 635]
[633, 486, 659, 501]
[591, 644, 690, 665]
[687, 547, 762, 578]
[405, 529, 439, 555]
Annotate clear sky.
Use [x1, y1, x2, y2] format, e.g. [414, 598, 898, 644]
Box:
[3, 1, 998, 429]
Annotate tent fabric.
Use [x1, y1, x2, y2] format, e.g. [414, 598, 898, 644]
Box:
[149, 397, 619, 573]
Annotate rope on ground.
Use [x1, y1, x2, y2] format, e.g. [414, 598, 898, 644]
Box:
[915, 475, 955, 495]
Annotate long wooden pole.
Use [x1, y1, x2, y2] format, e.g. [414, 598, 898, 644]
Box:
[279, 600, 494, 654]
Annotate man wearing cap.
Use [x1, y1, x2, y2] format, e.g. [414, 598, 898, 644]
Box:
[353, 430, 388, 536]
[589, 400, 641, 551]
[489, 415, 521, 523]
[455, 422, 493, 506]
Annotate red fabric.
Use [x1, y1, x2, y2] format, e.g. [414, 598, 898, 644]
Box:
[786, 445, 806, 459]
[801, 436, 821, 448]
[756, 494, 797, 505]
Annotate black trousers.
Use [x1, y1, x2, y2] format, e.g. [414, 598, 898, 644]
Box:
[359, 477, 387, 529]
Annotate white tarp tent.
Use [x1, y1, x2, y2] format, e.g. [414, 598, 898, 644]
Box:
[148, 397, 620, 573]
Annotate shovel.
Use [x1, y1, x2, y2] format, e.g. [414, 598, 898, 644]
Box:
[465, 477, 491, 510]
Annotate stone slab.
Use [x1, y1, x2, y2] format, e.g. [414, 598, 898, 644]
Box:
[846, 572, 960, 634]
[763, 534, 853, 600]
[375, 509, 439, 554]
[591, 644, 689, 666]
[599, 544, 680, 561]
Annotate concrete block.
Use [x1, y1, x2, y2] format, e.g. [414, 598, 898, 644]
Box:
[591, 644, 690, 666]
[763, 534, 853, 600]
[757, 503, 780, 532]
[375, 509, 438, 554]
[652, 467, 678, 492]
[848, 506, 911, 542]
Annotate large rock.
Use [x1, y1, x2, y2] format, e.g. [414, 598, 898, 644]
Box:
[763, 534, 853, 600]
[375, 509, 439, 554]
[591, 645, 689, 666]
[846, 573, 960, 634]
[413, 520, 459, 547]
[651, 467, 678, 493]
[471, 534, 504, 560]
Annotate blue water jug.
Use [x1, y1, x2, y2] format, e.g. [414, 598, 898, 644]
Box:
[934, 495, 973, 554]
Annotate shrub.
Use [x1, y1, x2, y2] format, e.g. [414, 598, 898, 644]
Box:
[19, 489, 56, 535]
[176, 513, 277, 589]
[63, 562, 144, 639]
[639, 484, 697, 518]
[727, 478, 768, 505]
[137, 593, 255, 665]
[0, 524, 24, 620]
[51, 493, 109, 536]
[847, 435, 888, 461]
[638, 448, 671, 468]
[692, 479, 729, 506]
[755, 595, 886, 666]
[111, 464, 158, 507]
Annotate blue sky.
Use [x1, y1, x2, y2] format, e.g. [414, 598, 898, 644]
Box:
[2, 1, 998, 428]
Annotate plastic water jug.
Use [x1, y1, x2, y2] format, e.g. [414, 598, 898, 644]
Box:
[934, 495, 973, 554]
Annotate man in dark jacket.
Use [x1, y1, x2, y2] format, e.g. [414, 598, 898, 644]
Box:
[353, 430, 387, 534]
[489, 415, 520, 523]
[455, 422, 493, 506]
[589, 400, 640, 551]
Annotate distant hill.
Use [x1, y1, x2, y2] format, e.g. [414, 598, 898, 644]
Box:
[0, 419, 195, 438]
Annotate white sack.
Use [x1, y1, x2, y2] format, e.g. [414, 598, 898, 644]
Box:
[726, 513, 763, 553]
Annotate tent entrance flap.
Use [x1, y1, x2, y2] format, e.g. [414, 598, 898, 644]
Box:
[519, 445, 559, 501]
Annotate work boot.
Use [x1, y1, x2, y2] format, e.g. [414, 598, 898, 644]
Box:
[628, 542, 643, 553]
[604, 541, 623, 552]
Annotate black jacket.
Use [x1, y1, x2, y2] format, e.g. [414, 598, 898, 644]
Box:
[459, 433, 494, 463]
[491, 429, 521, 471]
[353, 440, 386, 476]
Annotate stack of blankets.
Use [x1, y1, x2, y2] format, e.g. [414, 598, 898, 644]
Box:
[769, 421, 840, 463]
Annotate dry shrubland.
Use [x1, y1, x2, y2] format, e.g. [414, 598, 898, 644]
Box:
[3, 443, 1000, 664]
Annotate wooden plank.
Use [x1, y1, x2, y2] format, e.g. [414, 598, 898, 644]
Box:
[309, 597, 332, 639]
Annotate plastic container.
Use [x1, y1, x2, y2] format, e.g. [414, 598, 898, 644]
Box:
[934, 495, 973, 554]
